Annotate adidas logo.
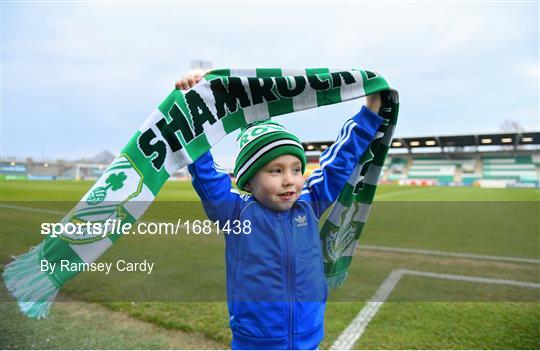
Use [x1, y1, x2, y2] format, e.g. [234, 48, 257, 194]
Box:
[294, 215, 307, 227]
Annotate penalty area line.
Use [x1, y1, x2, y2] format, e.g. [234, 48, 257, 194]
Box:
[362, 244, 540, 265]
[330, 268, 540, 350]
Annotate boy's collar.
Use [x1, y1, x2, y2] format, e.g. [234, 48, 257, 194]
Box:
[254, 198, 300, 217]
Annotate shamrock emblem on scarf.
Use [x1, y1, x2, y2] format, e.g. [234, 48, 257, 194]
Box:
[86, 172, 127, 205]
[105, 172, 127, 190]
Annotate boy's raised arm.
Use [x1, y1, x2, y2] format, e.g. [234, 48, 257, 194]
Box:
[177, 70, 241, 223]
[187, 151, 241, 223]
[300, 94, 384, 218]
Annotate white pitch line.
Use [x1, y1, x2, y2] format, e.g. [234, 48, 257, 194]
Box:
[330, 268, 540, 350]
[0, 203, 65, 215]
[374, 188, 424, 199]
[402, 269, 540, 289]
[330, 269, 405, 351]
[362, 244, 540, 265]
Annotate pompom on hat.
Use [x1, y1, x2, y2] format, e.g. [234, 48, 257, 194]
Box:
[234, 120, 306, 191]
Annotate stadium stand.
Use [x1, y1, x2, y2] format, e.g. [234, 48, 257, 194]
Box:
[385, 157, 408, 181]
[0, 156, 189, 181]
[2, 132, 539, 188]
[481, 156, 538, 184]
[303, 131, 540, 188]
[0, 161, 28, 180]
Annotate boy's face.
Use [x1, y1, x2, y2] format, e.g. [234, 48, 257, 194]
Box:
[244, 154, 304, 212]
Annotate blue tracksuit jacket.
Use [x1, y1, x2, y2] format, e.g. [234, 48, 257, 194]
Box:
[187, 106, 383, 350]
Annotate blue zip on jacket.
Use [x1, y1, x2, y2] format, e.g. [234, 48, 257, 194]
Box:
[187, 106, 383, 350]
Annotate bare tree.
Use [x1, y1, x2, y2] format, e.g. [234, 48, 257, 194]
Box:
[500, 119, 525, 132]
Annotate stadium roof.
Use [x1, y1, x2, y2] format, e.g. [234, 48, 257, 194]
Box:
[302, 131, 540, 152]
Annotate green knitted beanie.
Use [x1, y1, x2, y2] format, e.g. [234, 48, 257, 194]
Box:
[234, 120, 306, 191]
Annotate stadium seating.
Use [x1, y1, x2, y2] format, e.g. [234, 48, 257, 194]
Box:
[406, 157, 477, 184]
[386, 157, 408, 181]
[481, 156, 538, 184]
[380, 155, 539, 186]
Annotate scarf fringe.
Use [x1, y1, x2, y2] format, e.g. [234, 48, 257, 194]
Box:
[326, 270, 349, 290]
[2, 243, 59, 319]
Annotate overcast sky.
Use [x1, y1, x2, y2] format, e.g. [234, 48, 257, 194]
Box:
[2, 1, 538, 167]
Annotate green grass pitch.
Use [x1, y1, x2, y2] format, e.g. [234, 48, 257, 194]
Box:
[1, 180, 539, 349]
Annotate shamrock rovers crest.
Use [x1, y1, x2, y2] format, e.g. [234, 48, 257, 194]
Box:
[322, 202, 362, 263]
[83, 155, 142, 206]
[87, 172, 128, 205]
[59, 154, 143, 244]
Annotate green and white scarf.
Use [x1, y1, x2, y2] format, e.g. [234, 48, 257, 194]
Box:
[321, 89, 399, 288]
[3, 68, 399, 318]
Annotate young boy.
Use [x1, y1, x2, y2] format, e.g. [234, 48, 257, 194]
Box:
[176, 70, 383, 350]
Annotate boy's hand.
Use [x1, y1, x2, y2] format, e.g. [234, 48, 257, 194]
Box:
[366, 92, 382, 115]
[175, 69, 209, 90]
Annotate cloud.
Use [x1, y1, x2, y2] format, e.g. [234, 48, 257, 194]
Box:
[2, 2, 538, 162]
[515, 62, 540, 81]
